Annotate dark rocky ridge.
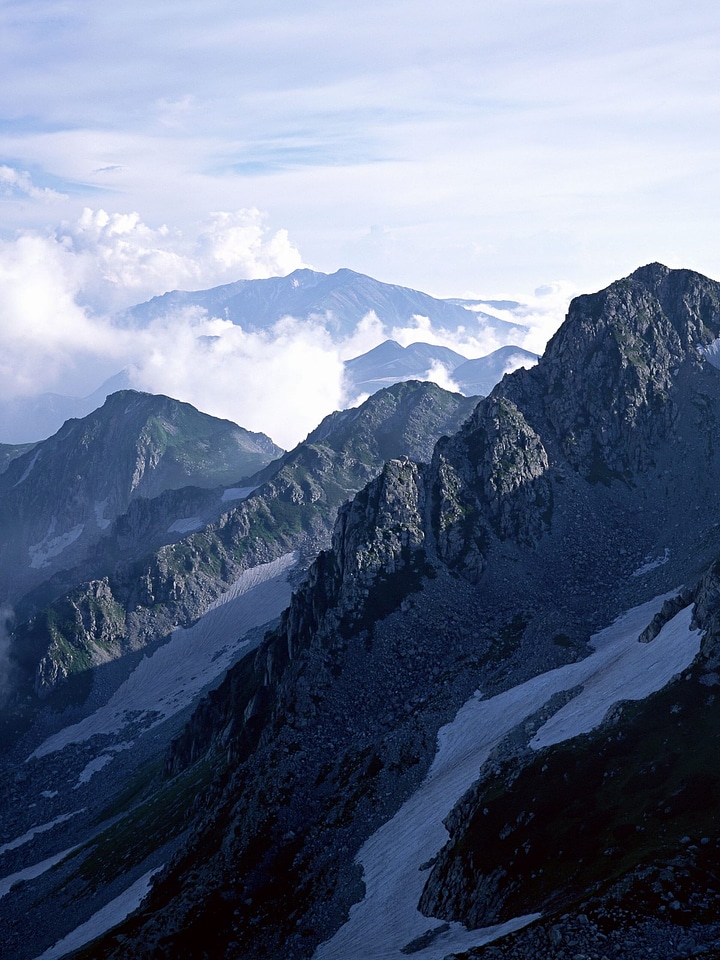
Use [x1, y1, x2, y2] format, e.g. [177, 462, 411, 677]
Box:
[6, 380, 476, 708]
[79, 264, 720, 958]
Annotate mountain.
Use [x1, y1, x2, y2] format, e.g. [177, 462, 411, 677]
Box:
[0, 370, 132, 445]
[0, 269, 526, 447]
[126, 267, 525, 340]
[451, 344, 539, 396]
[0, 378, 479, 960]
[2, 380, 476, 710]
[61, 263, 720, 960]
[0, 442, 37, 473]
[343, 340, 540, 401]
[0, 390, 282, 602]
[7, 263, 720, 960]
[343, 340, 469, 397]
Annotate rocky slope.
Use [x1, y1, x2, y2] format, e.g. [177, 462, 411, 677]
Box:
[4, 380, 476, 709]
[0, 390, 282, 602]
[81, 263, 720, 960]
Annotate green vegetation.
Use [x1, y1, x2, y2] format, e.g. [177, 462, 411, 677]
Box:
[76, 757, 214, 890]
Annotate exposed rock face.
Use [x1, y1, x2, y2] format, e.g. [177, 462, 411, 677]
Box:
[34, 265, 720, 960]
[432, 396, 551, 579]
[7, 381, 476, 702]
[509, 262, 720, 477]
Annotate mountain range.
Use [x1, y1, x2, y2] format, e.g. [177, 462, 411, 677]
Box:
[343, 340, 538, 400]
[124, 267, 524, 339]
[2, 264, 720, 959]
[0, 268, 530, 446]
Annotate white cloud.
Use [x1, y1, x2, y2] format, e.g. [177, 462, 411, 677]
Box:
[0, 232, 126, 398]
[0, 204, 567, 448]
[420, 360, 460, 394]
[0, 165, 67, 202]
[128, 311, 345, 449]
[58, 207, 306, 311]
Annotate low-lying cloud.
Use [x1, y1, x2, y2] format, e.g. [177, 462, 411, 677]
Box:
[128, 311, 347, 449]
[0, 207, 571, 449]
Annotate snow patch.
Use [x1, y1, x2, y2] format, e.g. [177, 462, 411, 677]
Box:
[74, 754, 113, 788]
[31, 866, 163, 960]
[167, 516, 204, 534]
[94, 500, 112, 530]
[29, 552, 299, 760]
[632, 547, 670, 577]
[221, 485, 257, 502]
[13, 449, 41, 486]
[315, 593, 701, 960]
[701, 338, 720, 370]
[0, 845, 80, 899]
[530, 603, 698, 749]
[29, 521, 84, 569]
[0, 810, 84, 856]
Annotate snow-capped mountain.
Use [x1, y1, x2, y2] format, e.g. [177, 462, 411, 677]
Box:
[4, 264, 720, 960]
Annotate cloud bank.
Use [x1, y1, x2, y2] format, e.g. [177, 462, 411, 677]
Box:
[0, 207, 569, 449]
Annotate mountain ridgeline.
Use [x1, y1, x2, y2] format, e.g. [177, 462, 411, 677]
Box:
[5, 264, 720, 960]
[0, 390, 282, 601]
[4, 380, 477, 707]
[90, 264, 720, 959]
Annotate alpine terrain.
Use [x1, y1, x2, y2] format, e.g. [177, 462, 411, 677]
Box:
[2, 263, 720, 960]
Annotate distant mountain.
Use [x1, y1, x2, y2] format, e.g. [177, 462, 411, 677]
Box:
[0, 270, 526, 447]
[0, 370, 132, 444]
[451, 344, 539, 395]
[343, 339, 538, 399]
[0, 390, 282, 601]
[343, 340, 469, 397]
[126, 267, 525, 340]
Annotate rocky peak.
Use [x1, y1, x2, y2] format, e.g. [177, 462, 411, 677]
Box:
[498, 264, 720, 481]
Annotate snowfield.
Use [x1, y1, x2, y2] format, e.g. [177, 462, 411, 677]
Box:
[29, 552, 299, 761]
[314, 593, 701, 960]
[29, 522, 84, 569]
[0, 811, 83, 857]
[31, 866, 163, 960]
[0, 846, 81, 900]
[221, 486, 258, 502]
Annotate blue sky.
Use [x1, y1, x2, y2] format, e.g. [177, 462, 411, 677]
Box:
[2, 0, 720, 443]
[3, 0, 720, 299]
